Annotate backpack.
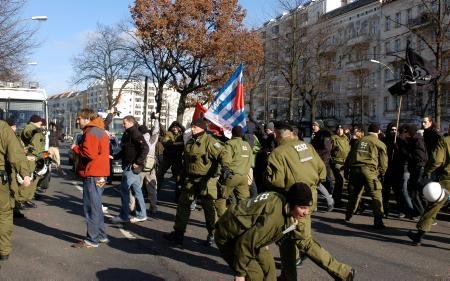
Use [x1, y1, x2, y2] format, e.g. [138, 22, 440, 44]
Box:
[143, 153, 155, 172]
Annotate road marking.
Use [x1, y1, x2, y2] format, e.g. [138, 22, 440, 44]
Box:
[71, 181, 83, 191]
[119, 227, 136, 239]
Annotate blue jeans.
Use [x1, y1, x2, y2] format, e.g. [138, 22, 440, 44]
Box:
[83, 177, 107, 244]
[120, 170, 147, 220]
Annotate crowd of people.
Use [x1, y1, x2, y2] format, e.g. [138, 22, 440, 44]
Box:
[0, 108, 448, 280]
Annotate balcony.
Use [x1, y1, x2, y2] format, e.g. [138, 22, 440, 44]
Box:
[346, 35, 370, 49]
[345, 61, 369, 73]
[408, 13, 431, 29]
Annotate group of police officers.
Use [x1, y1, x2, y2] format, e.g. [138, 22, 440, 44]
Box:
[0, 113, 448, 280]
[0, 115, 49, 261]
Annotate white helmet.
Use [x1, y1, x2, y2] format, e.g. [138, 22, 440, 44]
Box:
[423, 182, 447, 203]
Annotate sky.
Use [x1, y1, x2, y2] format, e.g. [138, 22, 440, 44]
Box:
[22, 0, 282, 96]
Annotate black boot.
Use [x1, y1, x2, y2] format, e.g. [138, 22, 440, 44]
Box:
[373, 217, 386, 230]
[163, 231, 184, 246]
[407, 230, 425, 246]
[13, 209, 25, 219]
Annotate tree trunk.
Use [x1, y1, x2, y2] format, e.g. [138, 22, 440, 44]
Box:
[176, 93, 187, 124]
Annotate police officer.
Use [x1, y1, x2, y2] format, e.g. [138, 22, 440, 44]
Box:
[331, 124, 350, 207]
[19, 115, 46, 208]
[265, 122, 353, 281]
[163, 118, 223, 246]
[216, 126, 252, 217]
[215, 183, 350, 281]
[0, 120, 32, 260]
[345, 123, 388, 229]
[408, 135, 450, 245]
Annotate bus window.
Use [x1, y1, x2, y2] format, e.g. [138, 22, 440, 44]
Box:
[8, 100, 46, 131]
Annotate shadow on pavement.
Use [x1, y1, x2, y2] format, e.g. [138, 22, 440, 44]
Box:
[96, 268, 164, 281]
[14, 218, 84, 243]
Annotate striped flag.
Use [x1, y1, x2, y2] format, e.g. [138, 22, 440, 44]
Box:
[204, 64, 246, 133]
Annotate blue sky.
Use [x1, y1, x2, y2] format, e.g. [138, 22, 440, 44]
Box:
[23, 0, 281, 96]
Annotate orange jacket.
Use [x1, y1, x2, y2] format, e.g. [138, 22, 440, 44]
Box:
[72, 117, 110, 177]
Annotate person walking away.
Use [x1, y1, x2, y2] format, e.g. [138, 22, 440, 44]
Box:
[163, 118, 223, 246]
[345, 123, 388, 229]
[70, 109, 110, 248]
[216, 126, 252, 217]
[330, 124, 350, 207]
[265, 122, 353, 281]
[422, 116, 442, 160]
[111, 115, 149, 223]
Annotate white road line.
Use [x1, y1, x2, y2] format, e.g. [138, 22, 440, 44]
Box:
[119, 227, 136, 239]
[71, 181, 83, 192]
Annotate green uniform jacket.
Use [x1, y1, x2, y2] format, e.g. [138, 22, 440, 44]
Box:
[220, 137, 252, 176]
[0, 121, 31, 176]
[265, 138, 326, 191]
[425, 136, 450, 188]
[347, 134, 388, 176]
[216, 192, 291, 276]
[21, 123, 45, 157]
[183, 133, 223, 177]
[331, 134, 350, 164]
[162, 131, 184, 157]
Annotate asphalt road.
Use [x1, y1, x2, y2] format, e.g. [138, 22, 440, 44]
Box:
[0, 147, 449, 281]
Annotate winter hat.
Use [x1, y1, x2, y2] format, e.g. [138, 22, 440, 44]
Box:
[232, 126, 244, 137]
[5, 118, 16, 127]
[274, 121, 293, 131]
[191, 118, 207, 130]
[266, 121, 275, 131]
[287, 182, 313, 207]
[29, 115, 43, 123]
[312, 120, 324, 128]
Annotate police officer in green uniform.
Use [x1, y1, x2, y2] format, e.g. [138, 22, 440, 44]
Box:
[331, 125, 350, 206]
[19, 115, 46, 206]
[215, 183, 344, 281]
[265, 122, 353, 281]
[345, 123, 388, 229]
[216, 126, 252, 217]
[163, 118, 223, 246]
[0, 120, 32, 260]
[408, 135, 450, 245]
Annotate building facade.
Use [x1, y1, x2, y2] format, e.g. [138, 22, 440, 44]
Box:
[252, 0, 450, 130]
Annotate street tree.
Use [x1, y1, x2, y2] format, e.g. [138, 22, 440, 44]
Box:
[383, 0, 450, 129]
[131, 0, 263, 122]
[71, 24, 141, 110]
[0, 0, 41, 81]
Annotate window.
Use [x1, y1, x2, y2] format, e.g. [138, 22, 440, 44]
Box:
[385, 16, 391, 31]
[271, 25, 279, 35]
[385, 41, 391, 54]
[384, 96, 389, 112]
[406, 8, 412, 24]
[395, 38, 401, 52]
[395, 12, 401, 28]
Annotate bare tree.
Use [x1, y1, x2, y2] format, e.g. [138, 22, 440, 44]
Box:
[0, 0, 41, 81]
[71, 24, 141, 110]
[383, 0, 450, 129]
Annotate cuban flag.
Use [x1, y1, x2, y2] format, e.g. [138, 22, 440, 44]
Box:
[204, 64, 246, 134]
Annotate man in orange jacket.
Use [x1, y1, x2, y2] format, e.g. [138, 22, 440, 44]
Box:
[71, 108, 110, 248]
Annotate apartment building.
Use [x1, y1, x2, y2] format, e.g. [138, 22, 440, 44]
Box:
[253, 0, 450, 130]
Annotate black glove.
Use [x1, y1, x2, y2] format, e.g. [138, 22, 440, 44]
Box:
[418, 173, 431, 187]
[219, 167, 231, 185]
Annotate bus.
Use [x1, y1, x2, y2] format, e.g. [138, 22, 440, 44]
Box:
[0, 82, 47, 131]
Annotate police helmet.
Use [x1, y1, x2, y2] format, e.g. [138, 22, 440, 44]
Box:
[423, 182, 447, 203]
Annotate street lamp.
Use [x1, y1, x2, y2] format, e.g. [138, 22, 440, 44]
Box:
[31, 16, 48, 21]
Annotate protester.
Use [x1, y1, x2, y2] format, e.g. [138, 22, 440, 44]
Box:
[70, 109, 110, 248]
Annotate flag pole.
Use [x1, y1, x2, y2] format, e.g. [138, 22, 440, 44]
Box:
[393, 95, 403, 145]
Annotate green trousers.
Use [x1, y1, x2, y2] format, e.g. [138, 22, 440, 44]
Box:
[216, 174, 250, 217]
[417, 180, 449, 232]
[0, 180, 14, 256]
[346, 166, 384, 223]
[173, 176, 217, 234]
